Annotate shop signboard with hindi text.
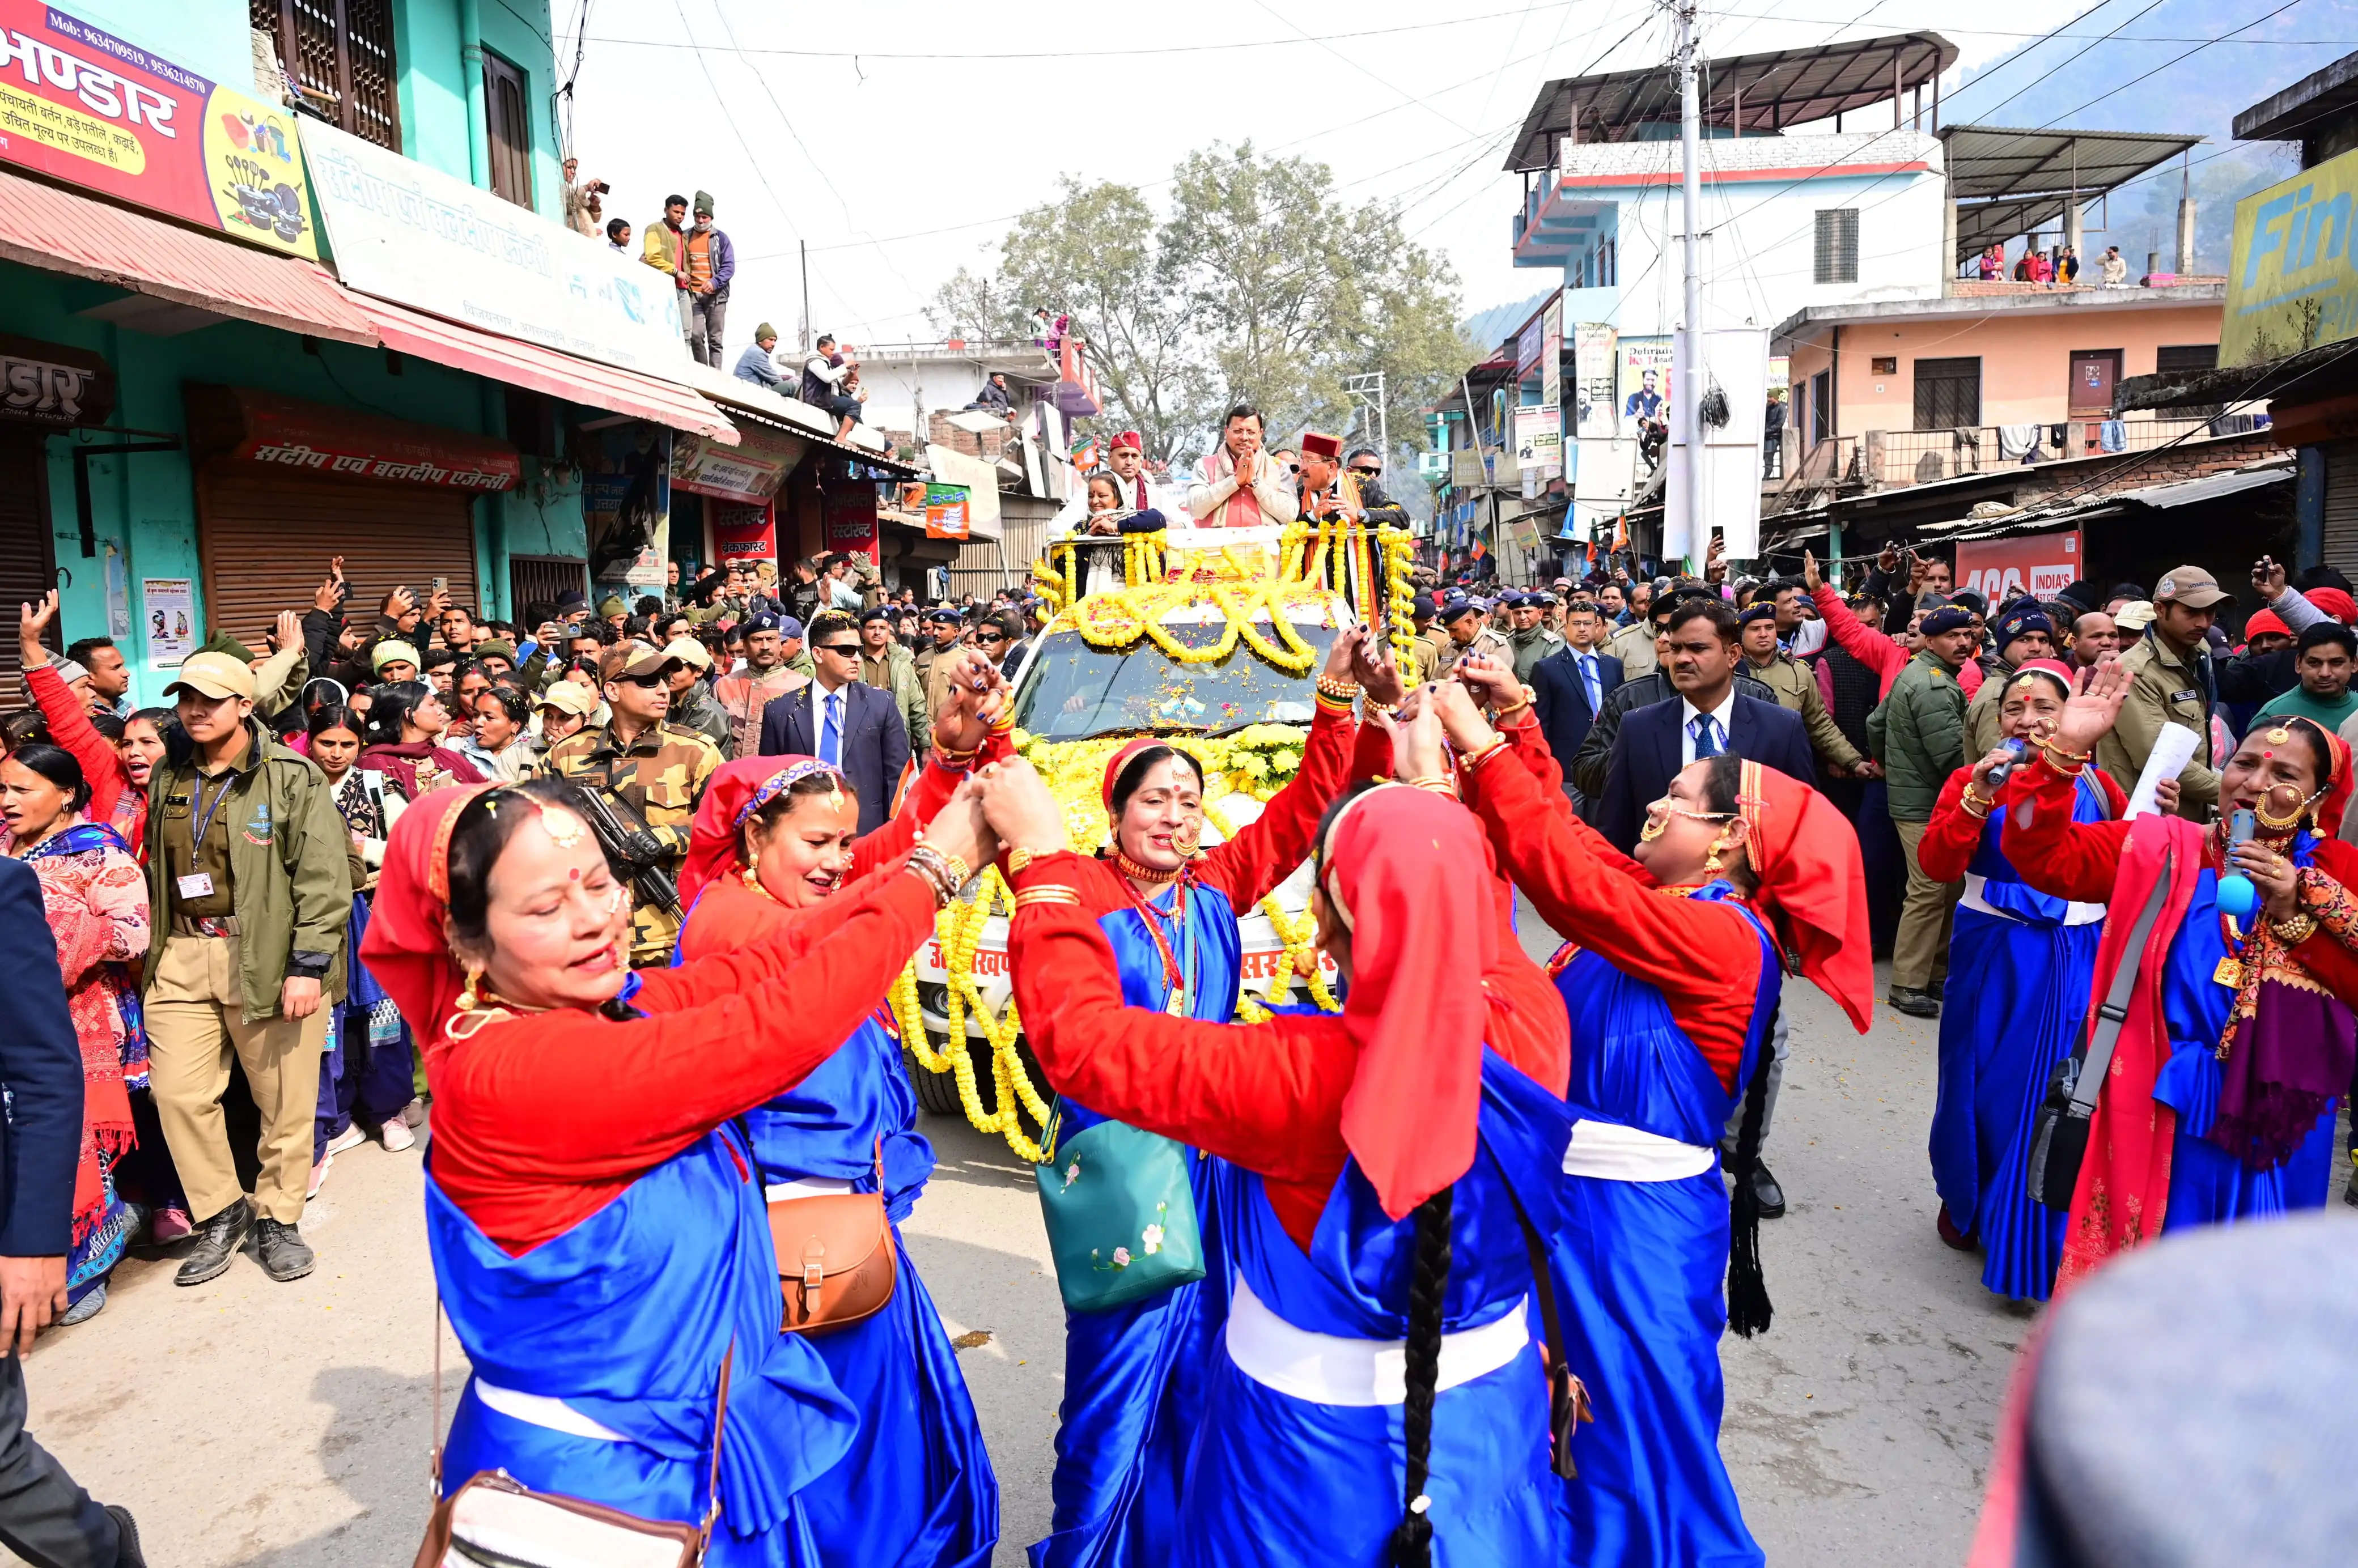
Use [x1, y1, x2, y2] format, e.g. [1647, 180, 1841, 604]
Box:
[1956, 530, 2082, 605]
[669, 424, 800, 504]
[301, 118, 690, 379]
[824, 490, 879, 564]
[711, 501, 777, 563]
[184, 385, 520, 490]
[0, 2, 315, 256]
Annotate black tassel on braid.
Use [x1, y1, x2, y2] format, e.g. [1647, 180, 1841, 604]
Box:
[1390, 1186, 1454, 1568]
[1726, 1001, 1780, 1338]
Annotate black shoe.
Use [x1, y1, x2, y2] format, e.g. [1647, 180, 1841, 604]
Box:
[253, 1218, 315, 1282]
[1750, 1162, 1787, 1219]
[2344, 1162, 2358, 1208]
[107, 1505, 146, 1568]
[173, 1199, 253, 1286]
[1888, 987, 1941, 1019]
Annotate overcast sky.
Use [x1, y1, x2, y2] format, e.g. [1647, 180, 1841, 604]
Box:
[552, 0, 2306, 360]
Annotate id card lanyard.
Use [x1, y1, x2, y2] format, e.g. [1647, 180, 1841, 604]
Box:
[176, 766, 237, 894]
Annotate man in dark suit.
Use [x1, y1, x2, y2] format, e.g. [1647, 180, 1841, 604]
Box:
[756, 610, 910, 835]
[0, 858, 144, 1564]
[1530, 598, 1622, 806]
[1594, 596, 1817, 855]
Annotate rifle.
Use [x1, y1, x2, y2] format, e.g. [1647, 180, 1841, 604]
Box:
[570, 783, 684, 923]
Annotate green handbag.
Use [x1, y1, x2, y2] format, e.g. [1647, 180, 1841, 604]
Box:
[1034, 1107, 1207, 1315]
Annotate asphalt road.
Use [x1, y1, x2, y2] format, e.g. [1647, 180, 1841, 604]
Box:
[15, 902, 2025, 1567]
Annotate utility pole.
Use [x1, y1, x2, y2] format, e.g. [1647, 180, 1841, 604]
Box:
[1673, 0, 1705, 572]
[1343, 371, 1389, 471]
[800, 240, 812, 354]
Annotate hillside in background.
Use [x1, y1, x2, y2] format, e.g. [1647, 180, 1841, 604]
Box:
[1944, 0, 2356, 271]
[1460, 290, 1553, 355]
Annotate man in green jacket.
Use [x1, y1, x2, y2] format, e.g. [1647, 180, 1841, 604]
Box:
[142, 652, 351, 1287]
[858, 606, 928, 758]
[1507, 591, 1566, 685]
[1867, 606, 1977, 1018]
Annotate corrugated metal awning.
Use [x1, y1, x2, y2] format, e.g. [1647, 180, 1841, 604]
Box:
[0, 166, 376, 343]
[348, 292, 738, 443]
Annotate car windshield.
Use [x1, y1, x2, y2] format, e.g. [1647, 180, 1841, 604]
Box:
[1012, 623, 1338, 740]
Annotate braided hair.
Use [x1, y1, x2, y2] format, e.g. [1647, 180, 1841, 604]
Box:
[1389, 1185, 1454, 1568]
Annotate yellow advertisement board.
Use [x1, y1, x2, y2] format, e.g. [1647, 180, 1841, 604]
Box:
[2224, 146, 2358, 367]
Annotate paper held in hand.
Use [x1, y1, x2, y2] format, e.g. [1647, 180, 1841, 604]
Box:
[2124, 723, 2202, 819]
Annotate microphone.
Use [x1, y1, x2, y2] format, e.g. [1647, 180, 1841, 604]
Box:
[2216, 808, 2260, 919]
[1984, 737, 2028, 785]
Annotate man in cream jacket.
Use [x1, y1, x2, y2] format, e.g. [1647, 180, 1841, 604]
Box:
[1185, 404, 1299, 528]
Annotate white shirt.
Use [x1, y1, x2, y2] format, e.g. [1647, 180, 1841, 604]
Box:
[1679, 688, 1738, 767]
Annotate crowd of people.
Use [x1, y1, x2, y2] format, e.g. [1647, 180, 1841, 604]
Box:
[2, 440, 2355, 1566]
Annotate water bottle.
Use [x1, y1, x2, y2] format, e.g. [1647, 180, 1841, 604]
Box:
[2216, 808, 2259, 919]
[1984, 737, 2028, 785]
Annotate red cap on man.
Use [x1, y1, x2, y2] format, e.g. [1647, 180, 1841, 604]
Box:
[1300, 431, 1342, 462]
[1110, 430, 1143, 453]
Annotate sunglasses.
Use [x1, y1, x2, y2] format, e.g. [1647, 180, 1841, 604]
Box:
[1349, 465, 1380, 477]
[977, 631, 1007, 644]
[617, 671, 668, 689]
[816, 642, 860, 657]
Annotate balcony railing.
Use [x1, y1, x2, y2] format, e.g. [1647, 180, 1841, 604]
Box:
[1767, 417, 2219, 510]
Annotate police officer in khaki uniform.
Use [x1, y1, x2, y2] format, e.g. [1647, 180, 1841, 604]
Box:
[2096, 566, 2226, 819]
[544, 644, 723, 964]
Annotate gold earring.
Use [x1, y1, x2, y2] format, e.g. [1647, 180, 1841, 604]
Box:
[1703, 825, 1738, 878]
[456, 964, 484, 1012]
[743, 853, 762, 890]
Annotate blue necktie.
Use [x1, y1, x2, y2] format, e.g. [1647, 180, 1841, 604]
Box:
[1690, 714, 1723, 759]
[1581, 654, 1601, 713]
[820, 690, 842, 766]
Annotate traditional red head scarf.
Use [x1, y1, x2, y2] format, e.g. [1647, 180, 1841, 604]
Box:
[1734, 760, 1874, 1034]
[1318, 785, 1497, 1219]
[2304, 585, 2356, 624]
[2267, 716, 2355, 838]
[679, 755, 853, 905]
[1100, 737, 1197, 812]
[359, 782, 497, 1060]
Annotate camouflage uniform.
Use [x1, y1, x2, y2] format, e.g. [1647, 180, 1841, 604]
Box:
[545, 718, 722, 965]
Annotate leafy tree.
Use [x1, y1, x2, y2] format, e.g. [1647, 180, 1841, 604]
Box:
[931, 147, 1475, 477]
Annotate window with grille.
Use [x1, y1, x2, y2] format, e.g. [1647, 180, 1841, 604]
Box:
[252, 0, 401, 151]
[1912, 358, 1982, 431]
[2156, 344, 2218, 375]
[1813, 209, 1859, 284]
[484, 50, 533, 208]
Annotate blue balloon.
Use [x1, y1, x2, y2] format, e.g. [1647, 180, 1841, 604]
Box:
[2215, 873, 2259, 919]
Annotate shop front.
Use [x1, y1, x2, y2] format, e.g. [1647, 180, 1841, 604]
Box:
[0, 335, 118, 695]
[183, 385, 519, 647]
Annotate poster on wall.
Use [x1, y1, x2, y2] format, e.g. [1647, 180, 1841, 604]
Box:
[1541, 296, 1563, 415]
[924, 482, 970, 542]
[0, 2, 316, 256]
[142, 576, 194, 667]
[1618, 336, 1672, 427]
[1573, 322, 1618, 439]
[669, 426, 799, 504]
[580, 422, 672, 590]
[711, 501, 777, 562]
[1512, 405, 1562, 473]
[1956, 530, 2082, 605]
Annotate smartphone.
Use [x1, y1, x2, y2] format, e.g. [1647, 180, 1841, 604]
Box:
[432, 575, 448, 595]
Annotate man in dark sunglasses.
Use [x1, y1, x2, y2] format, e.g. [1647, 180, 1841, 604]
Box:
[545, 644, 723, 964]
[974, 609, 1027, 679]
[1344, 445, 1410, 529]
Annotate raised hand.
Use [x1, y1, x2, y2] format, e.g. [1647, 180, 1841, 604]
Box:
[974, 759, 1068, 857]
[2252, 555, 2286, 601]
[1349, 627, 1406, 707]
[921, 779, 998, 877]
[2049, 657, 2130, 758]
[1802, 549, 1822, 594]
[18, 590, 57, 668]
[274, 609, 302, 656]
[1429, 678, 1499, 757]
[1453, 653, 1521, 712]
[1393, 687, 1450, 781]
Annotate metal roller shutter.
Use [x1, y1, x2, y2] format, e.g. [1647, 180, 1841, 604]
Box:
[0, 434, 56, 704]
[2323, 440, 2358, 583]
[196, 468, 477, 651]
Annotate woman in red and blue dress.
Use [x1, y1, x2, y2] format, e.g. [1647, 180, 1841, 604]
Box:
[1997, 661, 2358, 1290]
[670, 658, 1010, 1568]
[362, 772, 994, 1565]
[989, 725, 1576, 1566]
[1434, 674, 1873, 1568]
[1014, 627, 1394, 1568]
[1914, 660, 2123, 1302]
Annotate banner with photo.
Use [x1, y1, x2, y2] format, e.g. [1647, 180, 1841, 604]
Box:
[1618, 335, 1672, 427]
[580, 422, 672, 589]
[1573, 322, 1618, 439]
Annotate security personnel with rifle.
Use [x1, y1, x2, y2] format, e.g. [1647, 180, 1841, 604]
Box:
[545, 643, 722, 965]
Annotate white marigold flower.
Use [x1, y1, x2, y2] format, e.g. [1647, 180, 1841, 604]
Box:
[1142, 1223, 1165, 1254]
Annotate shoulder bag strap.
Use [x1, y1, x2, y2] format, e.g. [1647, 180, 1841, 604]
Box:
[430, 1294, 444, 1505]
[700, 1344, 734, 1548]
[1491, 1146, 1587, 1480]
[2073, 847, 2176, 1117]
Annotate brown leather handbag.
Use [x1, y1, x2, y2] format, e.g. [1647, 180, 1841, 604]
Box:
[414, 1314, 732, 1568]
[769, 1141, 897, 1336]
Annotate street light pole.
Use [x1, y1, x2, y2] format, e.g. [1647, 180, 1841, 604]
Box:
[1674, 0, 1705, 572]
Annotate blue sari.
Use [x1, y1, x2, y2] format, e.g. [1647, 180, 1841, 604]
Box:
[738, 1013, 998, 1568]
[1183, 1049, 1572, 1567]
[2151, 865, 2342, 1225]
[1928, 770, 2108, 1301]
[428, 1121, 860, 1566]
[1030, 877, 1242, 1568]
[1550, 883, 1775, 1568]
